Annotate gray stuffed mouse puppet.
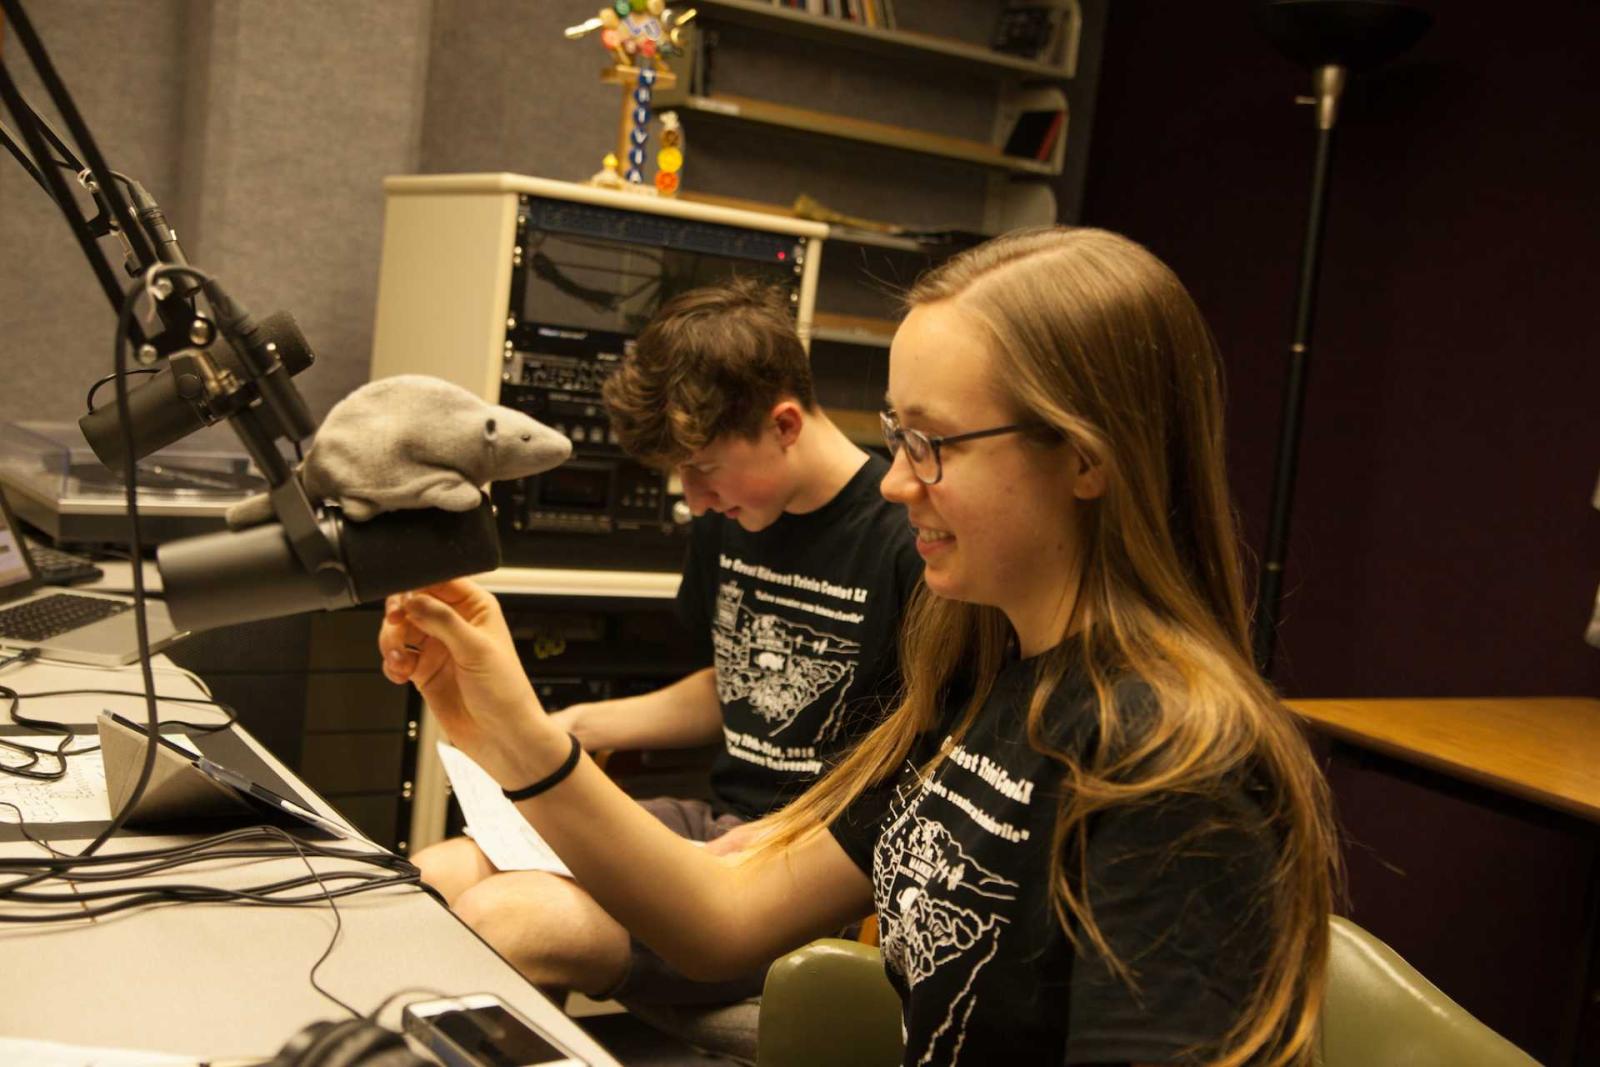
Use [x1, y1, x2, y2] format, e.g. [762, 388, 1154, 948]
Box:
[225, 374, 572, 528]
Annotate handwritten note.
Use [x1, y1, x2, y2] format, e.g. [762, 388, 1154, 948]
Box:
[435, 742, 573, 878]
[0, 731, 202, 825]
[0, 737, 109, 823]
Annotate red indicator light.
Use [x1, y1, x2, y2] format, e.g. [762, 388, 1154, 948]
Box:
[777, 250, 787, 261]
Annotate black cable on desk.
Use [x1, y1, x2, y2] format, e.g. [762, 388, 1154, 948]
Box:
[0, 649, 39, 672]
[0, 800, 64, 857]
[0, 685, 238, 783]
[272, 823, 362, 1019]
[0, 825, 420, 914]
[6, 686, 237, 735]
[0, 827, 411, 874]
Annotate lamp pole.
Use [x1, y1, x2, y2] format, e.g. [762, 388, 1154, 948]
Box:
[1250, 0, 1431, 675]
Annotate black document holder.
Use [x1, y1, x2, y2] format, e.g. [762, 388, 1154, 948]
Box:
[96, 711, 337, 837]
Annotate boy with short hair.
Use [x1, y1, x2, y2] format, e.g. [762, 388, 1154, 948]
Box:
[403, 279, 920, 1003]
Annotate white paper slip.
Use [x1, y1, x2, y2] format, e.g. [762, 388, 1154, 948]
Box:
[0, 1036, 199, 1065]
[435, 741, 573, 878]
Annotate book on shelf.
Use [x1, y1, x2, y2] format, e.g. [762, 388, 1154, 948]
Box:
[991, 2, 1066, 64]
[1001, 107, 1065, 161]
[773, 0, 895, 28]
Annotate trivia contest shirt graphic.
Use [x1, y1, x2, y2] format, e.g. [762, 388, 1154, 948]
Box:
[710, 554, 868, 775]
[873, 740, 1035, 1065]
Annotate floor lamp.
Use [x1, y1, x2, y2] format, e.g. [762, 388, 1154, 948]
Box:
[1250, 0, 1432, 675]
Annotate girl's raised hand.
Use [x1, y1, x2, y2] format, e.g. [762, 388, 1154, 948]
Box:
[379, 578, 555, 787]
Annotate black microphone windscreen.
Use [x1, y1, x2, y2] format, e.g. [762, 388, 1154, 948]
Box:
[158, 502, 501, 633]
[254, 311, 315, 375]
[213, 311, 314, 381]
[342, 502, 502, 605]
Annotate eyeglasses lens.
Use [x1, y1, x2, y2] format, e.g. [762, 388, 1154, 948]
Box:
[881, 412, 939, 484]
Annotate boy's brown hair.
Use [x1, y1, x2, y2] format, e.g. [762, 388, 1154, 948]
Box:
[601, 277, 816, 468]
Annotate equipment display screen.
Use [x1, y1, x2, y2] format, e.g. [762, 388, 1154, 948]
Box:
[520, 229, 800, 337]
[536, 465, 610, 510]
[0, 493, 35, 591]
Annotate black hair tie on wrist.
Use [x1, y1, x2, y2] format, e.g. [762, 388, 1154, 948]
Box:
[502, 733, 583, 802]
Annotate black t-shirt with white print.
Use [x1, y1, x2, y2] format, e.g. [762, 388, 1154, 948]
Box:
[677, 453, 922, 821]
[830, 650, 1280, 1065]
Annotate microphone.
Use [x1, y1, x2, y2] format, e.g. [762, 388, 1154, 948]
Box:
[127, 178, 189, 275]
[78, 309, 316, 469]
[150, 374, 568, 633]
[156, 500, 501, 633]
[200, 280, 318, 443]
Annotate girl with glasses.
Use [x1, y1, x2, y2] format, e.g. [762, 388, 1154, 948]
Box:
[383, 227, 1337, 1066]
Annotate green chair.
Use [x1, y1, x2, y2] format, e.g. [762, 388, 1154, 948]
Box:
[1321, 916, 1536, 1066]
[755, 917, 1537, 1067]
[757, 938, 903, 1067]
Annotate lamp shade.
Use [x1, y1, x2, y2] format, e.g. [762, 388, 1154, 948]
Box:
[1252, 0, 1432, 71]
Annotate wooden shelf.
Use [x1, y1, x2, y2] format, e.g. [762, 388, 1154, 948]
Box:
[695, 0, 1073, 82]
[828, 407, 884, 448]
[675, 93, 1059, 177]
[679, 192, 958, 252]
[811, 311, 897, 348]
[479, 566, 679, 600]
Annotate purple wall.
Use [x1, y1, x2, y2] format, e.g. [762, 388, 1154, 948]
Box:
[1080, 1, 1600, 701]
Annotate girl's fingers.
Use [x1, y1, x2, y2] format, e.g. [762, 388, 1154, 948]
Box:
[399, 592, 475, 651]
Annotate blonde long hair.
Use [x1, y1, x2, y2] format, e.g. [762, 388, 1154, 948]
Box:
[759, 228, 1338, 1065]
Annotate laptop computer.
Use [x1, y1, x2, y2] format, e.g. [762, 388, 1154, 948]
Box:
[0, 484, 184, 666]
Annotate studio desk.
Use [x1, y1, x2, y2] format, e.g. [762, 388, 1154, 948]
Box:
[1288, 697, 1600, 1066]
[88, 563, 688, 857]
[0, 654, 619, 1065]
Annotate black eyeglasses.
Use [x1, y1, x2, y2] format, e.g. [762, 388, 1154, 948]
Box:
[880, 410, 1051, 485]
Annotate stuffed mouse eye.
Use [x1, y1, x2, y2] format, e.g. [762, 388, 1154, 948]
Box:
[484, 417, 498, 438]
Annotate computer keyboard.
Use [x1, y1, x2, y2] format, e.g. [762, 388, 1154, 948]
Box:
[0, 593, 128, 642]
[25, 541, 105, 585]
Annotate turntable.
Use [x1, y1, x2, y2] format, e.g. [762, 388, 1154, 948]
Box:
[0, 421, 264, 548]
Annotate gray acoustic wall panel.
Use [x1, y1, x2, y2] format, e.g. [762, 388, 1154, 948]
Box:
[0, 0, 189, 425]
[179, 0, 434, 421]
[420, 0, 614, 183]
[0, 0, 1033, 435]
[1, 0, 432, 430]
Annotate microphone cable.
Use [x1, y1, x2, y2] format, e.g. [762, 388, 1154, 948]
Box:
[0, 260, 247, 892]
[0, 824, 421, 922]
[71, 259, 216, 858]
[0, 681, 238, 783]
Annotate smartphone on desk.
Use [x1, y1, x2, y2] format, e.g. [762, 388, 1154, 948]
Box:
[401, 993, 589, 1067]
